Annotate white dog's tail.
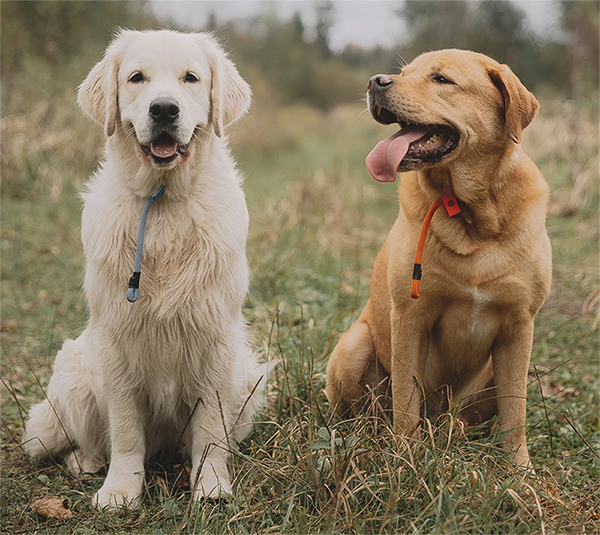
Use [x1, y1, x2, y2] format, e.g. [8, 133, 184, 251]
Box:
[231, 349, 277, 443]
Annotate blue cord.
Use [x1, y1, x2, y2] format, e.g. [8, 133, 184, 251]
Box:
[126, 185, 165, 302]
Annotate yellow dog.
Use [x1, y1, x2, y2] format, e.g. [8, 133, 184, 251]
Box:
[326, 50, 551, 469]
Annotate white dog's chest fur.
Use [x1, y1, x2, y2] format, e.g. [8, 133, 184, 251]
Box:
[79, 165, 250, 407]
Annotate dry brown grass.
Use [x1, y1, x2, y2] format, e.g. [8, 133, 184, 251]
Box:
[2, 96, 598, 533]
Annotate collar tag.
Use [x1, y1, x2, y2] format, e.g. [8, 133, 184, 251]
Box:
[442, 196, 461, 217]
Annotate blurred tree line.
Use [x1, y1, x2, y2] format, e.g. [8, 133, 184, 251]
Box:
[1, 0, 598, 115]
[393, 0, 599, 100]
[1, 1, 159, 114]
[339, 0, 598, 101]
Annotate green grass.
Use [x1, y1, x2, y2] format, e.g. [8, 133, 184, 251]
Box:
[2, 97, 599, 533]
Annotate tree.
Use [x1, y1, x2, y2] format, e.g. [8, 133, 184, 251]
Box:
[471, 1, 546, 89]
[291, 11, 305, 44]
[1, 1, 155, 72]
[205, 11, 218, 33]
[560, 0, 600, 99]
[315, 1, 334, 58]
[1, 1, 157, 113]
[397, 0, 474, 54]
[394, 0, 549, 91]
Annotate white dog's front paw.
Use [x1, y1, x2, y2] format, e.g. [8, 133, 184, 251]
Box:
[92, 475, 143, 511]
[192, 465, 232, 500]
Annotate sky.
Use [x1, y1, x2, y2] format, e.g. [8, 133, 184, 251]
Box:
[151, 0, 562, 52]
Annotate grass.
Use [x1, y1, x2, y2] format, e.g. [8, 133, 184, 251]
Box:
[1, 90, 599, 533]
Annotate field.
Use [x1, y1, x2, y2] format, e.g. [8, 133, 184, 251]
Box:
[1, 82, 599, 533]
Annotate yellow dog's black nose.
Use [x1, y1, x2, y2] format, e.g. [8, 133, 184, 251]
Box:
[368, 74, 394, 91]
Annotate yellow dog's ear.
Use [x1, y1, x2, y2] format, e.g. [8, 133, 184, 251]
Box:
[488, 65, 539, 144]
[201, 35, 252, 138]
[77, 33, 126, 137]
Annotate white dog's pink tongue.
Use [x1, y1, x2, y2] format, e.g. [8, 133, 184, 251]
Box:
[366, 125, 430, 182]
[151, 139, 177, 158]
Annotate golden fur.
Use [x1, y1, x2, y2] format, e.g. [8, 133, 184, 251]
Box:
[326, 50, 552, 469]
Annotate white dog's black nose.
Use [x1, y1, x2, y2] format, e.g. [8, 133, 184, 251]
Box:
[149, 98, 180, 124]
[368, 74, 394, 91]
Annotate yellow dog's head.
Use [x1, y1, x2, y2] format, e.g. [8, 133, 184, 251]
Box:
[366, 49, 539, 182]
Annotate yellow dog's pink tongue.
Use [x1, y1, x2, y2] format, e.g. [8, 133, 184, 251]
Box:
[366, 125, 430, 182]
[151, 139, 177, 158]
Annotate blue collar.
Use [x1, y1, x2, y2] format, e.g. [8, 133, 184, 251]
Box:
[126, 185, 165, 302]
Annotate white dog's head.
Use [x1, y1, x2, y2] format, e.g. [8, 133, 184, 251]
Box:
[78, 30, 251, 170]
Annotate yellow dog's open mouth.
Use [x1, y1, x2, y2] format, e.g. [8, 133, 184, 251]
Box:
[140, 132, 189, 164]
[366, 107, 459, 182]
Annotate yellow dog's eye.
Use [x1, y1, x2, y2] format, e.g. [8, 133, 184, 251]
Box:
[129, 72, 145, 84]
[432, 74, 455, 85]
[184, 72, 199, 83]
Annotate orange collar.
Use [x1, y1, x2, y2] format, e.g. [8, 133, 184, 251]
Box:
[411, 196, 461, 299]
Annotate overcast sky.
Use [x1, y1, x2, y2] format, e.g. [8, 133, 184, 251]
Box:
[152, 0, 562, 51]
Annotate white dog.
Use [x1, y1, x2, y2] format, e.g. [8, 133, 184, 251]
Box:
[24, 29, 268, 510]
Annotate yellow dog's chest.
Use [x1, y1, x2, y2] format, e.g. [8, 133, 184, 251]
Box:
[421, 286, 502, 394]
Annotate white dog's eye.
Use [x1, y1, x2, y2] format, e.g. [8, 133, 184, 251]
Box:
[129, 72, 145, 84]
[184, 72, 200, 83]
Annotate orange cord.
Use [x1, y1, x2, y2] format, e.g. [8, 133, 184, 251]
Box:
[411, 197, 461, 299]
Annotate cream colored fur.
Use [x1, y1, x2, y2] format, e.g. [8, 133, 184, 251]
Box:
[24, 29, 269, 511]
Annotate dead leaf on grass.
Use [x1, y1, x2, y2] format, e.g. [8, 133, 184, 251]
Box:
[534, 374, 580, 400]
[0, 320, 18, 332]
[153, 475, 170, 495]
[31, 496, 74, 519]
[173, 463, 191, 489]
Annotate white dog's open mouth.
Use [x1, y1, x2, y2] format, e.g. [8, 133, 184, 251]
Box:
[140, 132, 189, 164]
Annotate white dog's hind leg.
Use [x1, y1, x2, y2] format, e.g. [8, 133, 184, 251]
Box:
[24, 335, 104, 474]
[65, 448, 104, 476]
[231, 347, 274, 443]
[23, 398, 71, 459]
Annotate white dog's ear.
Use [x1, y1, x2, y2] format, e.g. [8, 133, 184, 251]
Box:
[77, 37, 123, 137]
[488, 65, 539, 144]
[206, 41, 252, 138]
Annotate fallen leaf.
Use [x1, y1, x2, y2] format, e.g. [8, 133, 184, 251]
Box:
[153, 475, 170, 495]
[556, 386, 580, 400]
[534, 375, 579, 400]
[173, 463, 191, 489]
[31, 496, 74, 519]
[0, 320, 18, 333]
[339, 283, 356, 296]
